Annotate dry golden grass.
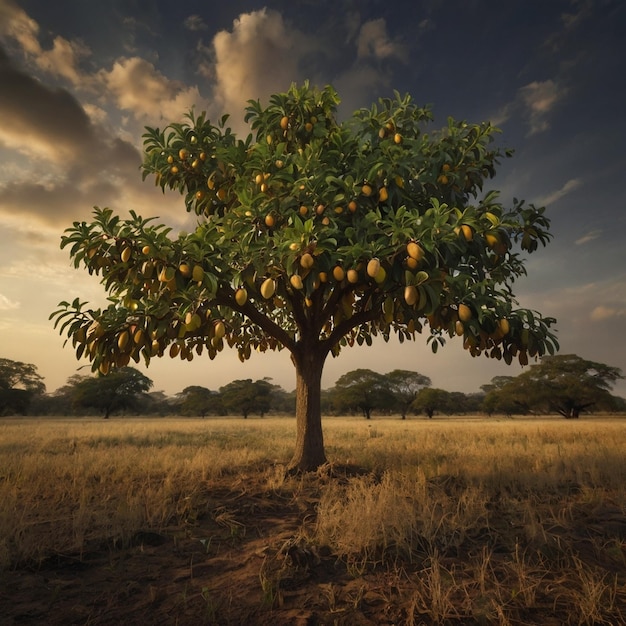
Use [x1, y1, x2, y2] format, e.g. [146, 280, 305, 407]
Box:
[0, 415, 624, 624]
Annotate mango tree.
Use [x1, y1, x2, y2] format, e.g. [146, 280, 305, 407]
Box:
[52, 82, 557, 471]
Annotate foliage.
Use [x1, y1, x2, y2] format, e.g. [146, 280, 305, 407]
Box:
[483, 354, 623, 417]
[383, 369, 431, 418]
[412, 387, 456, 418]
[0, 358, 46, 416]
[329, 369, 396, 418]
[70, 367, 153, 418]
[219, 378, 276, 418]
[177, 385, 222, 417]
[50, 82, 558, 468]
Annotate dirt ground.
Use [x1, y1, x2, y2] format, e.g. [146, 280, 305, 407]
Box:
[1, 464, 625, 625]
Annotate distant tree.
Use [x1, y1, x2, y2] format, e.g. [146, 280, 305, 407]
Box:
[412, 387, 454, 418]
[0, 358, 46, 416]
[384, 369, 431, 418]
[71, 367, 153, 418]
[219, 378, 275, 418]
[177, 385, 220, 417]
[330, 369, 395, 419]
[490, 354, 623, 418]
[481, 375, 527, 416]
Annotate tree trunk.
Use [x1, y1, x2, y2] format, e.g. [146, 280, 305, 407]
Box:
[289, 347, 327, 472]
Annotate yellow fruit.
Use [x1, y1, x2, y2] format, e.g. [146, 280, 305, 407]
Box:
[170, 165, 179, 174]
[117, 330, 130, 350]
[213, 320, 226, 339]
[460, 224, 473, 241]
[334, 205, 344, 214]
[499, 318, 510, 335]
[437, 174, 449, 185]
[394, 133, 403, 144]
[316, 204, 325, 215]
[120, 247, 132, 263]
[458, 303, 472, 322]
[216, 188, 227, 201]
[140, 245, 150, 256]
[99, 361, 110, 375]
[485, 231, 500, 249]
[406, 256, 419, 270]
[404, 286, 418, 306]
[367, 258, 381, 278]
[255, 173, 264, 185]
[280, 115, 289, 130]
[260, 277, 275, 299]
[347, 269, 359, 283]
[264, 214, 275, 228]
[305, 122, 313, 132]
[332, 266, 345, 282]
[300, 252, 314, 269]
[374, 266, 386, 284]
[290, 274, 304, 290]
[455, 320, 464, 336]
[299, 205, 308, 216]
[170, 343, 180, 358]
[322, 217, 330, 226]
[442, 163, 451, 172]
[361, 184, 373, 196]
[378, 187, 389, 203]
[235, 288, 248, 306]
[319, 271, 328, 283]
[178, 263, 192, 278]
[406, 241, 425, 261]
[167, 155, 174, 164]
[260, 183, 268, 193]
[133, 329, 144, 345]
[192, 265, 204, 282]
[289, 243, 299, 251]
[179, 149, 188, 161]
[348, 200, 358, 213]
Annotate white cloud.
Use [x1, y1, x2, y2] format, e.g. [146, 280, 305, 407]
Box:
[357, 19, 406, 61]
[97, 56, 204, 124]
[538, 178, 581, 206]
[519, 79, 566, 135]
[575, 229, 602, 245]
[212, 9, 310, 122]
[590, 305, 626, 322]
[0, 293, 19, 310]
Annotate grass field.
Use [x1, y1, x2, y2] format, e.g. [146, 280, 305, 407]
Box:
[0, 415, 625, 625]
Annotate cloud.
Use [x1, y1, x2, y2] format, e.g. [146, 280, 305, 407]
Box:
[519, 79, 566, 134]
[0, 293, 19, 311]
[357, 19, 407, 61]
[184, 15, 207, 32]
[97, 56, 204, 124]
[0, 47, 96, 162]
[537, 177, 582, 206]
[575, 229, 602, 245]
[212, 9, 311, 122]
[590, 305, 626, 322]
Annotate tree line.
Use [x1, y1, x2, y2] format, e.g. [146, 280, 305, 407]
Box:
[1, 354, 624, 419]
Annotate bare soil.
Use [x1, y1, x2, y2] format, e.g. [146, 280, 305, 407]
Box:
[1, 463, 625, 625]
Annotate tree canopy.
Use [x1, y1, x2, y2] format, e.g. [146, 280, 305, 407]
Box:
[52, 82, 558, 470]
[70, 367, 153, 418]
[483, 354, 623, 418]
[0, 358, 46, 416]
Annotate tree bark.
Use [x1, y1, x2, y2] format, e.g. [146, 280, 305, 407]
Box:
[288, 346, 327, 472]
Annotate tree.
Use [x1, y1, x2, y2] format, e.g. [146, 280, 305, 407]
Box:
[0, 358, 46, 415]
[480, 375, 525, 416]
[177, 385, 220, 417]
[489, 354, 623, 418]
[51, 82, 558, 470]
[330, 369, 395, 419]
[412, 387, 454, 418]
[71, 367, 153, 418]
[219, 378, 275, 418]
[383, 369, 431, 418]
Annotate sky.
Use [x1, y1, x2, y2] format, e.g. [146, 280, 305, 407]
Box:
[1, 0, 625, 399]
